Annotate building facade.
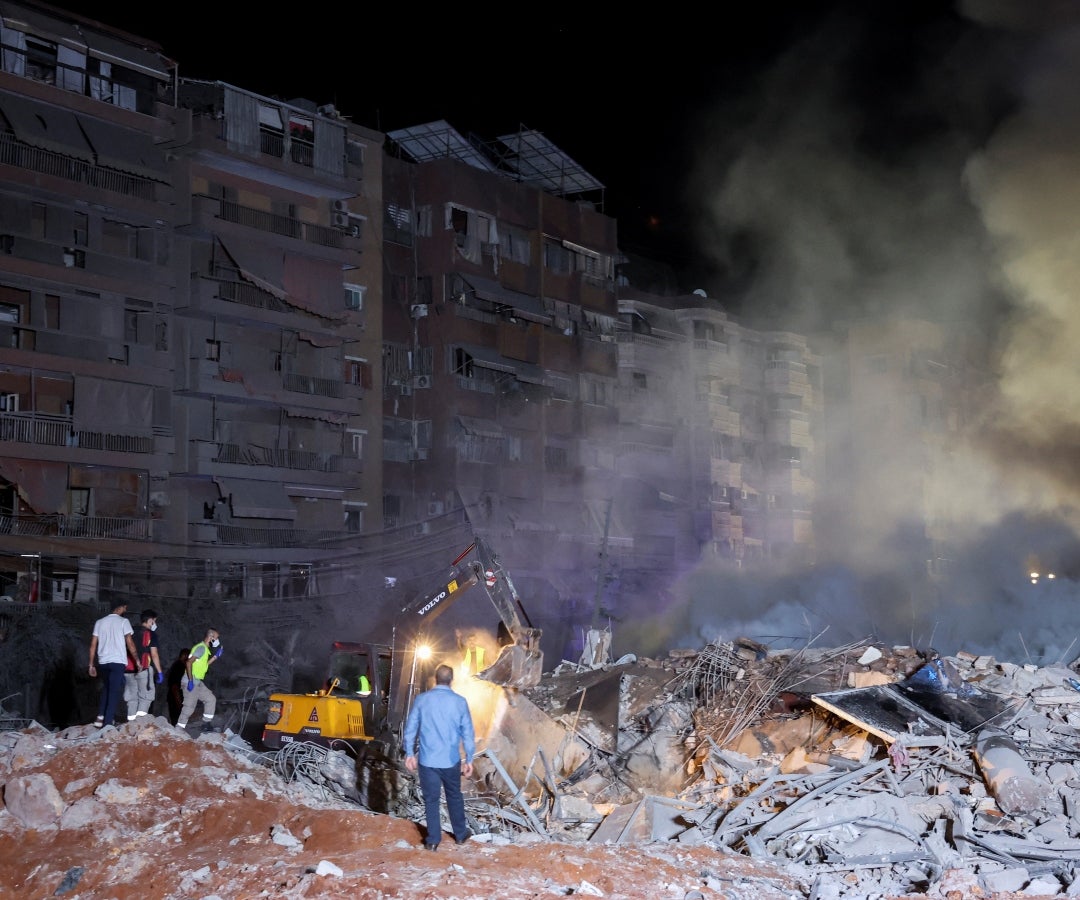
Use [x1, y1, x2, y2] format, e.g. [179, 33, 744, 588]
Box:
[0, 2, 382, 606]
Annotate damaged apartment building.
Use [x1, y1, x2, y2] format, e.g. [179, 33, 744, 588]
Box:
[380, 122, 823, 643]
[0, 0, 826, 623]
[0, 1, 383, 605]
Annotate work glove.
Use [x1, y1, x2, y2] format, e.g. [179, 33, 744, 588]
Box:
[186, 679, 195, 692]
[214, 645, 223, 659]
[155, 671, 164, 684]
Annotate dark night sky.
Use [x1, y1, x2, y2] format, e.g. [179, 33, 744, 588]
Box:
[88, 1, 1010, 296]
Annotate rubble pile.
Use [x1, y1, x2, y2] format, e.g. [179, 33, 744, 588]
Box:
[508, 635, 1080, 898]
[4, 636, 1080, 898]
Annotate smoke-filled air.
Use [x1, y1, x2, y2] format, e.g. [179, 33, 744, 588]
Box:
[644, 1, 1080, 665]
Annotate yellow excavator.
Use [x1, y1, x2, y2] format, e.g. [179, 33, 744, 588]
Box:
[260, 536, 543, 751]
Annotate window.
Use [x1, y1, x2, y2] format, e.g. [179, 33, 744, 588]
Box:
[73, 212, 88, 246]
[288, 113, 314, 166]
[62, 248, 85, 268]
[452, 347, 475, 378]
[24, 35, 57, 84]
[344, 283, 365, 311]
[344, 356, 371, 387]
[205, 339, 220, 361]
[416, 205, 433, 237]
[632, 371, 648, 390]
[385, 203, 413, 246]
[344, 504, 363, 532]
[347, 429, 366, 458]
[498, 224, 531, 264]
[543, 240, 572, 274]
[544, 445, 569, 471]
[258, 104, 284, 157]
[0, 303, 19, 324]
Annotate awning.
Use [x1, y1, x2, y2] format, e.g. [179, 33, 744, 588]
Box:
[75, 114, 167, 180]
[215, 478, 297, 521]
[0, 2, 85, 49]
[462, 343, 516, 374]
[461, 274, 548, 323]
[0, 457, 67, 514]
[79, 26, 172, 80]
[217, 237, 287, 300]
[457, 415, 504, 439]
[283, 253, 347, 321]
[0, 91, 95, 162]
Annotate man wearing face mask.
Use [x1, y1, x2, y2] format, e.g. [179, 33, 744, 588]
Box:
[176, 627, 222, 731]
[123, 609, 164, 720]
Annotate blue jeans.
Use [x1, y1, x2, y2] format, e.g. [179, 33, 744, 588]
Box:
[97, 662, 127, 725]
[418, 763, 469, 846]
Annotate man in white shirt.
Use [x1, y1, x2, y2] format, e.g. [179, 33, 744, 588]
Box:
[88, 600, 140, 727]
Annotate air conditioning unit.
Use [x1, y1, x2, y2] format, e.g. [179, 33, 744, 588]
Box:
[332, 199, 349, 213]
[332, 211, 350, 229]
[410, 304, 428, 318]
[417, 521, 432, 535]
[428, 501, 444, 516]
[346, 224, 361, 238]
[412, 374, 431, 389]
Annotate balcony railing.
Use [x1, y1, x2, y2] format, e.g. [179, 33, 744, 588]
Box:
[0, 133, 156, 200]
[191, 522, 345, 547]
[0, 514, 150, 540]
[282, 372, 344, 399]
[203, 196, 343, 248]
[0, 412, 157, 454]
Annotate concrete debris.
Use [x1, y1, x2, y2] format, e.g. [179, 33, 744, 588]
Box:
[473, 637, 1080, 897]
[9, 637, 1080, 898]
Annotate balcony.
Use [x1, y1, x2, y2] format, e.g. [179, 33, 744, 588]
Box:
[0, 411, 157, 454]
[0, 513, 151, 540]
[199, 196, 343, 249]
[282, 372, 344, 399]
[189, 521, 345, 547]
[209, 441, 347, 473]
[0, 133, 156, 200]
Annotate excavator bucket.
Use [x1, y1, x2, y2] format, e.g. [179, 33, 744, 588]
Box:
[477, 643, 543, 688]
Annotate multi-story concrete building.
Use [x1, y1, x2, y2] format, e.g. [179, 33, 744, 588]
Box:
[0, 2, 382, 606]
[380, 122, 620, 634]
[616, 289, 822, 571]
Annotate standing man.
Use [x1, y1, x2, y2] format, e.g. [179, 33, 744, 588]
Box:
[88, 600, 140, 728]
[123, 609, 164, 720]
[176, 627, 222, 731]
[403, 663, 475, 850]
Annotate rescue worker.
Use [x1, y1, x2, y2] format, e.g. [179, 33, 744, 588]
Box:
[176, 627, 222, 730]
[357, 671, 371, 695]
[123, 609, 163, 720]
[459, 630, 485, 676]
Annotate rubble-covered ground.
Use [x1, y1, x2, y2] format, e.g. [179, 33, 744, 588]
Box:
[3, 637, 1080, 899]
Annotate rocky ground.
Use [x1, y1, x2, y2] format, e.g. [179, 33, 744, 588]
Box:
[0, 707, 1067, 900]
[0, 719, 803, 900]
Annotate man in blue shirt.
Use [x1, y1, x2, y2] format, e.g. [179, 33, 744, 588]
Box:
[403, 663, 475, 850]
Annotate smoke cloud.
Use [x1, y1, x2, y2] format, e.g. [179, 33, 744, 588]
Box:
[645, 2, 1080, 664]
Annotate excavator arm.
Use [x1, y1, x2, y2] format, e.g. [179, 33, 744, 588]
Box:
[387, 536, 544, 735]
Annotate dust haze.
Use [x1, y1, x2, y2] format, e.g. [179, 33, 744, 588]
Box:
[631, 2, 1080, 665]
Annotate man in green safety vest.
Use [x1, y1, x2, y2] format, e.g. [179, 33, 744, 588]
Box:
[176, 627, 222, 730]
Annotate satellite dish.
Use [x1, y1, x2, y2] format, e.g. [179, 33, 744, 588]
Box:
[692, 288, 708, 298]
